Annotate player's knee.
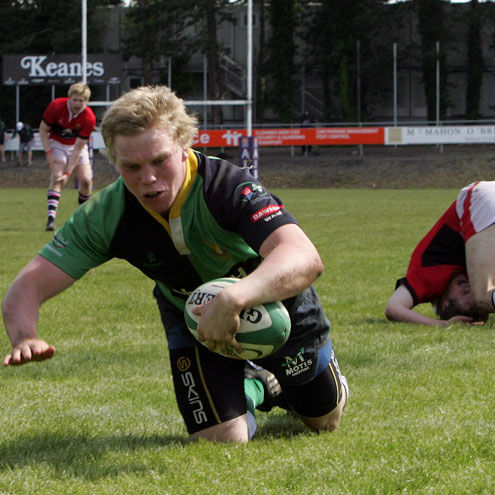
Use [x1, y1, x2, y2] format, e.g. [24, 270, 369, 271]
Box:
[303, 415, 340, 433]
[300, 391, 346, 433]
[316, 420, 340, 433]
[470, 288, 492, 314]
[79, 178, 92, 190]
[190, 416, 249, 443]
[309, 408, 343, 432]
[50, 168, 64, 183]
[50, 176, 64, 188]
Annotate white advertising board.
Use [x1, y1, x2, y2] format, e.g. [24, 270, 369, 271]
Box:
[386, 126, 495, 145]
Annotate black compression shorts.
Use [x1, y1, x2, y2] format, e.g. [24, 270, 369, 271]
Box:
[154, 286, 345, 434]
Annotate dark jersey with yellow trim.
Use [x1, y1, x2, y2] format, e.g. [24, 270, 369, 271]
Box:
[40, 150, 297, 312]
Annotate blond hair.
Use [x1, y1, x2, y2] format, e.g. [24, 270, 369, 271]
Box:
[68, 82, 91, 101]
[101, 85, 198, 163]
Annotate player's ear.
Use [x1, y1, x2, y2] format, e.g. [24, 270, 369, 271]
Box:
[181, 148, 189, 161]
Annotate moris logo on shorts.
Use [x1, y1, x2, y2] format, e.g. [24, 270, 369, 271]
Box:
[282, 347, 313, 377]
[250, 204, 283, 223]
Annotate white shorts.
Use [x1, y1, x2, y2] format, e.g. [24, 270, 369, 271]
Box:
[50, 139, 90, 168]
[456, 181, 495, 241]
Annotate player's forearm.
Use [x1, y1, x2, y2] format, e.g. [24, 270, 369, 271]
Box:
[237, 224, 323, 306]
[2, 257, 73, 346]
[260, 245, 321, 300]
[2, 279, 41, 347]
[66, 155, 80, 175]
[385, 303, 443, 325]
[225, 248, 322, 312]
[66, 140, 87, 173]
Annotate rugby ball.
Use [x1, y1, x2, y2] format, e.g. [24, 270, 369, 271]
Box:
[184, 278, 291, 360]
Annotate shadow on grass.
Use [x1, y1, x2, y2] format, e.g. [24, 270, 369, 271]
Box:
[0, 431, 187, 476]
[256, 410, 310, 439]
[0, 416, 310, 477]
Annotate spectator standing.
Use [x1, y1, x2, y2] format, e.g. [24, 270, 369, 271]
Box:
[14, 122, 34, 166]
[300, 109, 314, 156]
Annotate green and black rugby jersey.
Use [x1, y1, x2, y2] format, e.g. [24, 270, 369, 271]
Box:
[40, 150, 297, 311]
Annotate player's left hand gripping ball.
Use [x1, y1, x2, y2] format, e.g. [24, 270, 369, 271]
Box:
[184, 278, 291, 360]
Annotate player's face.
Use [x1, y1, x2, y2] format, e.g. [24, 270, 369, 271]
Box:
[114, 127, 188, 217]
[68, 94, 87, 114]
[445, 273, 473, 312]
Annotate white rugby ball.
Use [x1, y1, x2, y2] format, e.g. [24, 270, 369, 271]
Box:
[184, 278, 291, 360]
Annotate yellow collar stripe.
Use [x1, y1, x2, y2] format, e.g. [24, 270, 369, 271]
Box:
[144, 149, 198, 246]
[170, 149, 198, 221]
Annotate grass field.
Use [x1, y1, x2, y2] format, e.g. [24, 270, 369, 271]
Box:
[1, 188, 494, 494]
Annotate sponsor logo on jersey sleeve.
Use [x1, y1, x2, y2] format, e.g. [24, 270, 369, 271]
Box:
[250, 204, 284, 223]
[237, 181, 269, 204]
[51, 232, 69, 249]
[240, 185, 253, 199]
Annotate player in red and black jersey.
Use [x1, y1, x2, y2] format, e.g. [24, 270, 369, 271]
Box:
[386, 181, 495, 325]
[39, 82, 96, 231]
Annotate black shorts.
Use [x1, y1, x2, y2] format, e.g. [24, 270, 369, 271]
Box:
[154, 286, 345, 434]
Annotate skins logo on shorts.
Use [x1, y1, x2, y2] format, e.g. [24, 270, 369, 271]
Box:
[177, 356, 191, 372]
[176, 356, 208, 425]
[281, 347, 313, 377]
[181, 370, 208, 425]
[250, 204, 283, 223]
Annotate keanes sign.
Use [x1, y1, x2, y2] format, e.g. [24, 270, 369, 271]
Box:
[3, 54, 123, 85]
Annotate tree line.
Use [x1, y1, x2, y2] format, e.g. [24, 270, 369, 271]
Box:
[0, 0, 492, 127]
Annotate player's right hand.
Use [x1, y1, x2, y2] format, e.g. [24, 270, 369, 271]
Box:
[440, 315, 475, 326]
[3, 338, 56, 366]
[193, 290, 243, 356]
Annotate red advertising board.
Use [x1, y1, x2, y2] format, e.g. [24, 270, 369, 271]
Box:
[192, 127, 385, 147]
[313, 127, 384, 145]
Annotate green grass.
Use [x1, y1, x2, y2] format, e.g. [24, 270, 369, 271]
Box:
[1, 188, 494, 494]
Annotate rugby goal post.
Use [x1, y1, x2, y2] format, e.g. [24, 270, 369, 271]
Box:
[89, 0, 255, 171]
